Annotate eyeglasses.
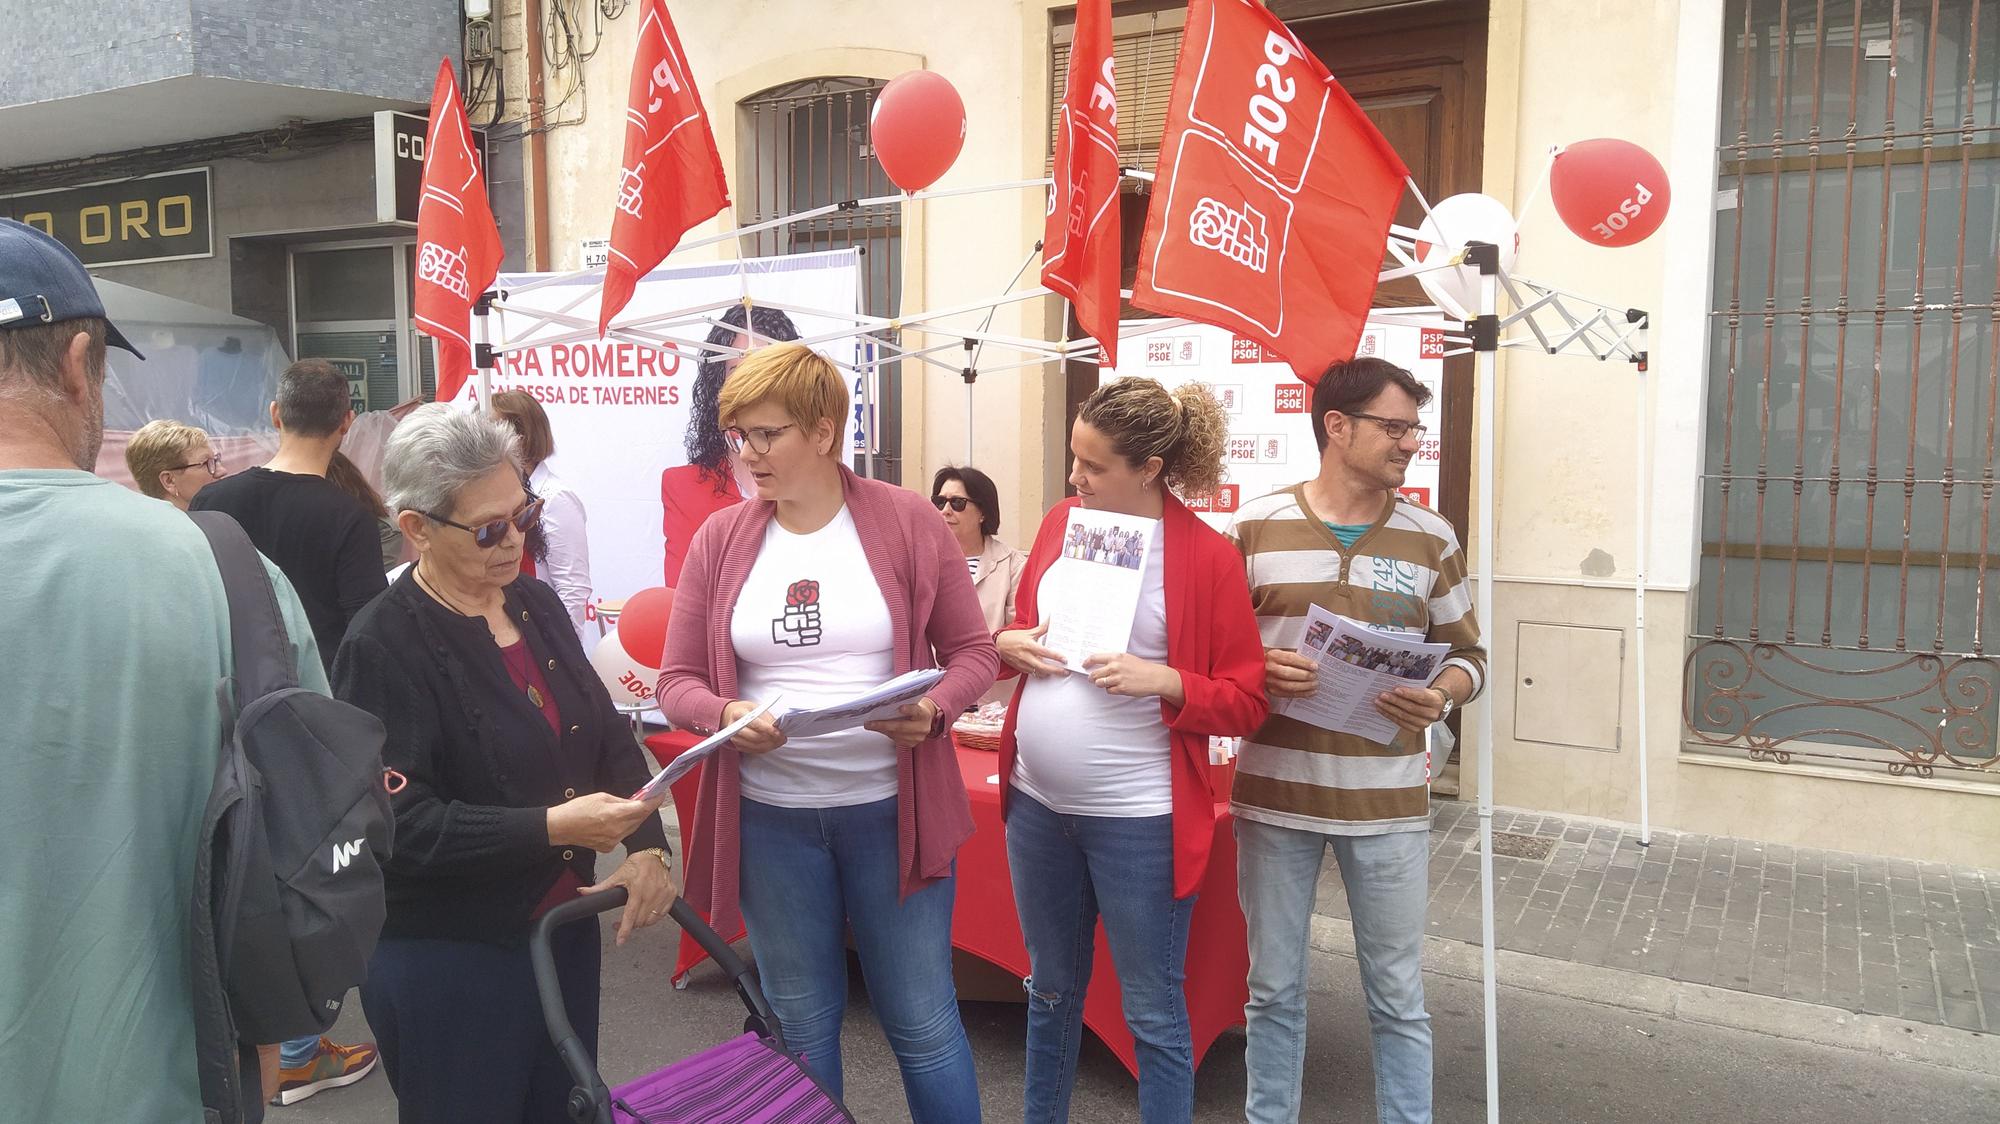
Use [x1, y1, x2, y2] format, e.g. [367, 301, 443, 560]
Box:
[419, 496, 544, 549]
[932, 495, 973, 513]
[172, 455, 225, 478]
[722, 424, 796, 455]
[1345, 412, 1429, 441]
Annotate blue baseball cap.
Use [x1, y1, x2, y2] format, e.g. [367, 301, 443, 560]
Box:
[0, 218, 142, 358]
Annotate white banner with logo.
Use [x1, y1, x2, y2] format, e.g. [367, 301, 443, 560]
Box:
[1103, 320, 1447, 530]
[458, 249, 862, 604]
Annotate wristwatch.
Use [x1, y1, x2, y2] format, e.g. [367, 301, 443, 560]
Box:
[1433, 688, 1456, 722]
[925, 697, 951, 739]
[635, 846, 672, 872]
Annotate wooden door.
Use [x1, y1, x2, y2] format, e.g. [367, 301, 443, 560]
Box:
[1291, 0, 1487, 541]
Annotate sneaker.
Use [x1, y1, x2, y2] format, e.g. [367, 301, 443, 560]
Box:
[269, 1037, 379, 1106]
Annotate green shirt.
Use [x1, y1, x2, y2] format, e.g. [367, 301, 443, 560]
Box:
[0, 470, 325, 1121]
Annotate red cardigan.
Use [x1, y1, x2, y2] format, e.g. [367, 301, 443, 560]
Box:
[998, 493, 1269, 899]
[656, 466, 1000, 934]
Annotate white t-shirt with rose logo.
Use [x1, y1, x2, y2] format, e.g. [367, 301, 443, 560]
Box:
[730, 505, 900, 807]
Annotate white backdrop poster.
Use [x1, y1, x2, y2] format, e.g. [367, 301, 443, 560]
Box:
[1102, 320, 1447, 530]
[459, 249, 862, 604]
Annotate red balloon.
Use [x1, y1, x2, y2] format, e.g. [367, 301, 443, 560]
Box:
[1549, 138, 1671, 248]
[617, 586, 675, 668]
[870, 71, 967, 192]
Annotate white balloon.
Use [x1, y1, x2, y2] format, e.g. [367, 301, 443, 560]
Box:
[590, 628, 660, 708]
[1413, 193, 1520, 321]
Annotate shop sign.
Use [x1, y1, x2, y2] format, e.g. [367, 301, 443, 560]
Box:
[0, 169, 213, 268]
[375, 110, 489, 226]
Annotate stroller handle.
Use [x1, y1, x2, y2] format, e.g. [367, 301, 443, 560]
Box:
[531, 887, 788, 1120]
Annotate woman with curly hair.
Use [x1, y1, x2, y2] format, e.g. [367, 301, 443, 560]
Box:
[992, 377, 1269, 1123]
[658, 304, 800, 584]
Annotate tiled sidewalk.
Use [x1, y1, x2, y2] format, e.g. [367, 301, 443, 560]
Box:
[1312, 800, 2000, 1034]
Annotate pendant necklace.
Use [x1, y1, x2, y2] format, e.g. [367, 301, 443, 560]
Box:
[418, 564, 545, 708]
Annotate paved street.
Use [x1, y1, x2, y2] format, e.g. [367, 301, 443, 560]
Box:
[281, 899, 2000, 1123]
[1337, 802, 2000, 1033]
[272, 798, 2000, 1122]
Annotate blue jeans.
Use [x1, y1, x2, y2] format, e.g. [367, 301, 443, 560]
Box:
[277, 1035, 318, 1069]
[1236, 819, 1432, 1124]
[738, 796, 980, 1124]
[1006, 790, 1195, 1124]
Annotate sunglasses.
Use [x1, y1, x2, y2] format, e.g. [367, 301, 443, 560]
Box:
[172, 455, 225, 478]
[932, 495, 973, 512]
[420, 496, 544, 549]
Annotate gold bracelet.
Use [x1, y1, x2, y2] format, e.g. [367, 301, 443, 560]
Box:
[635, 846, 671, 872]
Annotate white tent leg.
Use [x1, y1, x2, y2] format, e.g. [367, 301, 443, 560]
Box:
[1472, 248, 1502, 1124]
[475, 291, 494, 409]
[1635, 362, 1652, 847]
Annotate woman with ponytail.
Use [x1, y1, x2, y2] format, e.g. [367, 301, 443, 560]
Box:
[993, 378, 1268, 1122]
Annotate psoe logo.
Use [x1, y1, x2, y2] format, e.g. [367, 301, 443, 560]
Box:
[416, 241, 470, 300]
[1188, 197, 1269, 274]
[615, 164, 646, 219]
[332, 838, 367, 872]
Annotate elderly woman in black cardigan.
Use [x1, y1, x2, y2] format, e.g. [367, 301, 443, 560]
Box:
[333, 404, 674, 1124]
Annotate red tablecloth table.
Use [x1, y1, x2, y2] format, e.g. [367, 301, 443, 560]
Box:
[642, 730, 743, 986]
[641, 732, 1250, 1078]
[949, 746, 1248, 1078]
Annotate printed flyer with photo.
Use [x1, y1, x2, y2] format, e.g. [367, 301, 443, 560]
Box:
[1041, 507, 1160, 671]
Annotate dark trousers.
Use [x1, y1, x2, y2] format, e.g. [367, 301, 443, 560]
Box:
[359, 922, 601, 1124]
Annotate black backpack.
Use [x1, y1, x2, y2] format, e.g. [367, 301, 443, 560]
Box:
[186, 511, 394, 1123]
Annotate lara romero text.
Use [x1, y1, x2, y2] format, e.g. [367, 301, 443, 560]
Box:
[494, 341, 687, 405]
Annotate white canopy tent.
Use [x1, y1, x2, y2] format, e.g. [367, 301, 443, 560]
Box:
[471, 175, 1651, 1124]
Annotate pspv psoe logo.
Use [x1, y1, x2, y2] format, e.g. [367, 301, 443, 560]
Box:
[417, 242, 470, 300]
[1189, 197, 1270, 273]
[773, 579, 824, 647]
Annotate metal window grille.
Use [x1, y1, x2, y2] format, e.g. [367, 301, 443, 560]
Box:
[741, 77, 903, 484]
[1686, 0, 2000, 780]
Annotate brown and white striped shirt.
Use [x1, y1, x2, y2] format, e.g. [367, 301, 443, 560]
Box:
[1225, 486, 1486, 836]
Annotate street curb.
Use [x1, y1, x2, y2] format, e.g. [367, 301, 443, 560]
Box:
[1308, 914, 2000, 1079]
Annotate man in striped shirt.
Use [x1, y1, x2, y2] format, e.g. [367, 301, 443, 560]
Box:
[1225, 356, 1486, 1124]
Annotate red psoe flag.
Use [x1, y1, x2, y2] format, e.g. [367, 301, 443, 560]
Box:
[413, 59, 503, 402]
[598, 0, 729, 337]
[1042, 0, 1122, 369]
[1131, 0, 1409, 384]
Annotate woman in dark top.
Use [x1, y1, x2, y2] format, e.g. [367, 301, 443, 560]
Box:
[325, 449, 405, 569]
[333, 404, 674, 1124]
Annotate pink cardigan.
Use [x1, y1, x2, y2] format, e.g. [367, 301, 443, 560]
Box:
[657, 465, 1000, 933]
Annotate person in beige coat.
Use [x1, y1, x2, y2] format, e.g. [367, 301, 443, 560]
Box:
[931, 467, 1027, 703]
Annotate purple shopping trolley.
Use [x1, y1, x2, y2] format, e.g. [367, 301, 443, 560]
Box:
[531, 889, 855, 1124]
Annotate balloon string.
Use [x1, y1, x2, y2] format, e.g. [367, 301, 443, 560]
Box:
[1517, 144, 1562, 226]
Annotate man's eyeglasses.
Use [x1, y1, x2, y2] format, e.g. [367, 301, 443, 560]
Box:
[932, 495, 973, 513]
[1345, 413, 1429, 441]
[172, 455, 225, 478]
[722, 424, 796, 455]
[419, 496, 544, 549]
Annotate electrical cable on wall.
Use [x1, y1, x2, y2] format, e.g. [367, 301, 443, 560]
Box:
[0, 120, 372, 195]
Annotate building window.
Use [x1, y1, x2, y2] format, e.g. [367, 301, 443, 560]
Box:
[1047, 7, 1186, 174]
[740, 77, 902, 483]
[1685, 0, 2000, 780]
[289, 240, 435, 412]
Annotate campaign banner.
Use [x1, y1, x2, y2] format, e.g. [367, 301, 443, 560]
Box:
[1103, 319, 1446, 530]
[461, 248, 862, 603]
